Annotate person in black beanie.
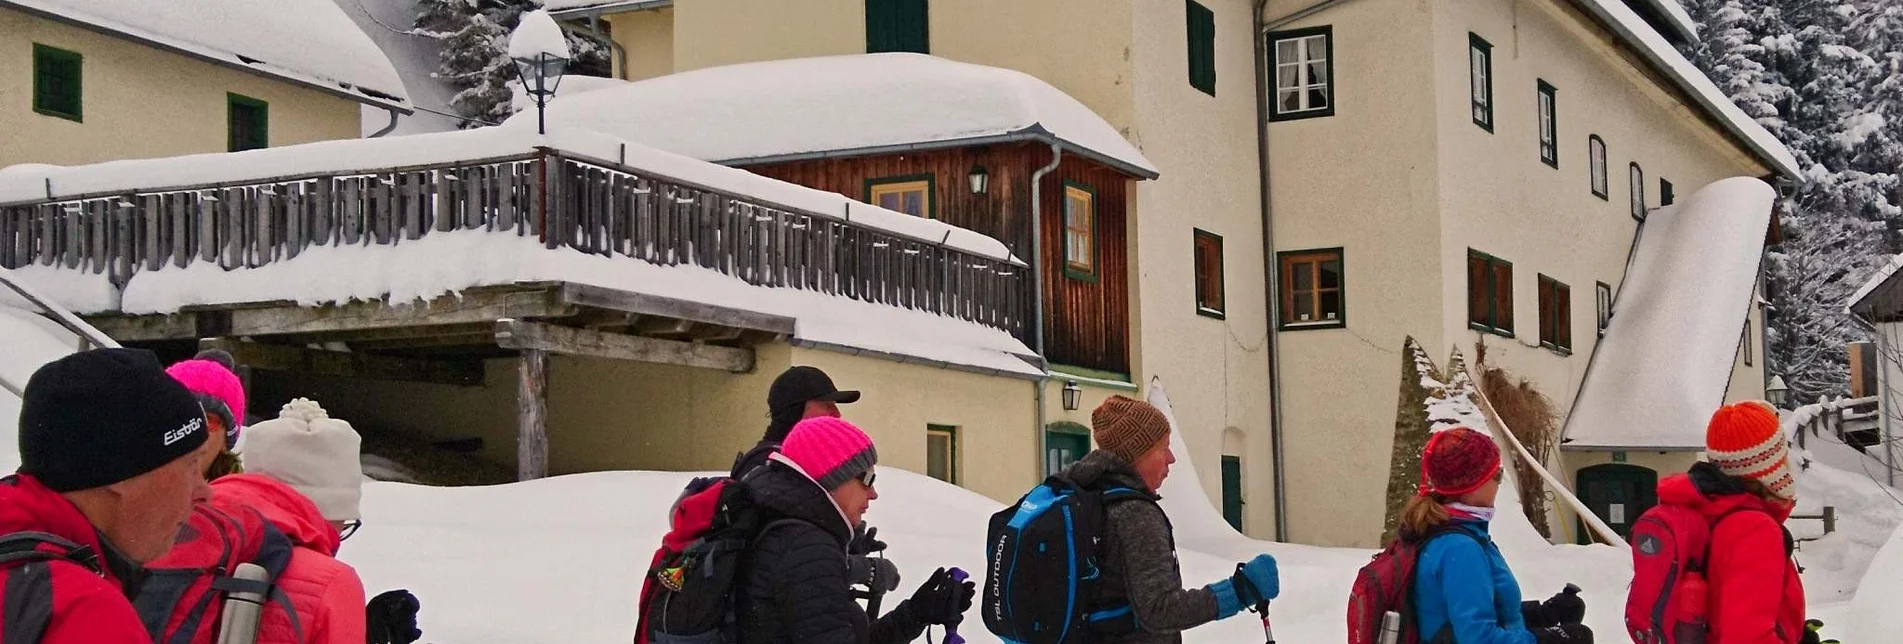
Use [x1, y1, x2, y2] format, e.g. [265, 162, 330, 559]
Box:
[0, 347, 222, 642]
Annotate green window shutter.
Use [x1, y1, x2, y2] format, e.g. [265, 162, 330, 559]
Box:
[867, 0, 928, 54]
[32, 44, 83, 122]
[1221, 456, 1243, 530]
[227, 94, 269, 152]
[1187, 0, 1215, 95]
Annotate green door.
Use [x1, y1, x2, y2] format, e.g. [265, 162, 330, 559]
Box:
[1221, 456, 1244, 530]
[1575, 463, 1658, 544]
[1045, 430, 1091, 476]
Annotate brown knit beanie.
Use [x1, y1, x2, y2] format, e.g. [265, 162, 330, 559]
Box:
[1091, 395, 1171, 464]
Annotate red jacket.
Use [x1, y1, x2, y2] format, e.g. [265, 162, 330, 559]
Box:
[188, 474, 367, 644]
[0, 473, 152, 644]
[1657, 469, 1806, 644]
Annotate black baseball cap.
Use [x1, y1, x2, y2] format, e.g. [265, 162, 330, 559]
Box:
[767, 366, 860, 414]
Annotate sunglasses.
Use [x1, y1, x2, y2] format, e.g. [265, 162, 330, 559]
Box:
[857, 469, 877, 489]
[338, 520, 362, 542]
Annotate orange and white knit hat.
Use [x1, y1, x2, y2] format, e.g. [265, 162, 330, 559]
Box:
[1705, 400, 1795, 501]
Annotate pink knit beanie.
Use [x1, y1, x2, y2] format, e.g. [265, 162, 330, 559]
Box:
[780, 417, 879, 490]
[165, 351, 246, 445]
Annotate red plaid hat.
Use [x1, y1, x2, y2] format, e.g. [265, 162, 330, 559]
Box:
[1420, 427, 1501, 497]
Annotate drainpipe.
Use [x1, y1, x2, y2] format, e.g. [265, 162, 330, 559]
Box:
[1252, 0, 1290, 542]
[369, 107, 401, 137]
[1031, 143, 1063, 477]
[587, 15, 629, 80]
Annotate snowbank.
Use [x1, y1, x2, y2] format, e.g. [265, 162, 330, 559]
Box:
[79, 229, 1038, 377]
[0, 126, 1018, 264]
[1845, 521, 1903, 641]
[1564, 178, 1775, 450]
[7, 0, 407, 110]
[523, 53, 1159, 178]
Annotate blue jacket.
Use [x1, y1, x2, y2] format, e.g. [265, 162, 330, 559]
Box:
[1412, 519, 1536, 644]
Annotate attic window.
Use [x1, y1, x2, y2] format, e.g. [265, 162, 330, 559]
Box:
[867, 175, 933, 218]
[32, 44, 82, 122]
[227, 93, 268, 152]
[866, 0, 929, 54]
[1063, 182, 1097, 280]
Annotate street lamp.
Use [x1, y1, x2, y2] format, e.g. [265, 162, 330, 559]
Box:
[1766, 375, 1790, 408]
[1061, 380, 1082, 411]
[968, 164, 989, 195]
[509, 10, 571, 135]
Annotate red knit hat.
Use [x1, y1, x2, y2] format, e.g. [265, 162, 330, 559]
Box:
[1420, 427, 1501, 497]
[1706, 400, 1795, 500]
[780, 417, 879, 490]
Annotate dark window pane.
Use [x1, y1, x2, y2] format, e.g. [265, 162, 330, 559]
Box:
[1293, 293, 1314, 321]
[1320, 291, 1341, 320]
[1292, 262, 1313, 291]
[1320, 259, 1341, 289]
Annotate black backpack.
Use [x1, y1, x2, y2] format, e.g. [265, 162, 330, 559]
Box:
[981, 475, 1149, 644]
[639, 461, 802, 644]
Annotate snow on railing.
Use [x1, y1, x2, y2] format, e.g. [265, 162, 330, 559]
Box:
[0, 152, 1027, 336]
[1785, 396, 1882, 451]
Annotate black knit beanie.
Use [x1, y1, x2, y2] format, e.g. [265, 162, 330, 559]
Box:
[18, 348, 210, 492]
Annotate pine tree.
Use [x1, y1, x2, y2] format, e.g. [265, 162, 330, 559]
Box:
[415, 0, 611, 128]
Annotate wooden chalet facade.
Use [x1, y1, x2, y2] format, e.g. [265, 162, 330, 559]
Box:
[748, 143, 1137, 377]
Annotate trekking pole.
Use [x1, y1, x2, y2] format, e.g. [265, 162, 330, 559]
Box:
[216, 563, 270, 644]
[943, 567, 969, 644]
[1256, 600, 1275, 644]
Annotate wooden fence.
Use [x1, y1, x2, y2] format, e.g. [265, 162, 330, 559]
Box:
[0, 151, 1026, 336]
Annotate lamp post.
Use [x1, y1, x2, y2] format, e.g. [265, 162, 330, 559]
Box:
[509, 10, 571, 135]
[1061, 380, 1082, 411]
[1766, 375, 1790, 408]
[967, 164, 989, 195]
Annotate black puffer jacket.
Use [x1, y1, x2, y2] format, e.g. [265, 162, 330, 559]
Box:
[736, 460, 927, 644]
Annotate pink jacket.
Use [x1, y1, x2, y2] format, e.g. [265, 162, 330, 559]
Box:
[210, 474, 367, 644]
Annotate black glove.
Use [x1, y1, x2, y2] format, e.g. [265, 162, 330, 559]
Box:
[1522, 600, 1555, 630]
[366, 589, 422, 644]
[1541, 584, 1586, 625]
[849, 522, 887, 555]
[1799, 629, 1821, 644]
[1532, 623, 1593, 644]
[906, 567, 976, 626]
[847, 555, 902, 593]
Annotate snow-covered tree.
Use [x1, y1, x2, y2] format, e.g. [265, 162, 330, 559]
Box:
[415, 0, 610, 128]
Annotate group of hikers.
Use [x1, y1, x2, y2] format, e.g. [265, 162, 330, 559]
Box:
[0, 347, 420, 644]
[0, 349, 1825, 644]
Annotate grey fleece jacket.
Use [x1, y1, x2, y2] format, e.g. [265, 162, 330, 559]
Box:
[1061, 449, 1220, 644]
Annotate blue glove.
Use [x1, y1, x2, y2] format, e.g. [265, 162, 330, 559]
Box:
[1233, 554, 1279, 603]
[1203, 577, 1246, 619]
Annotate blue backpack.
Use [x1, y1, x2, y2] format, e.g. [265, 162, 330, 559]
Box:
[981, 475, 1150, 644]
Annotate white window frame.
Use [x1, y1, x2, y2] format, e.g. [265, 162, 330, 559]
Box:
[1469, 34, 1493, 131]
[1538, 81, 1557, 166]
[1589, 135, 1608, 199]
[1268, 27, 1332, 120]
[1629, 163, 1646, 220]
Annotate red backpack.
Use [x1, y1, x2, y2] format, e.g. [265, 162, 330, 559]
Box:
[1346, 527, 1486, 644]
[635, 446, 797, 644]
[1625, 504, 1763, 644]
[133, 504, 298, 644]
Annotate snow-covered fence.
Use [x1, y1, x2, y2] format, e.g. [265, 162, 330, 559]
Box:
[1788, 396, 1882, 451]
[0, 151, 1026, 335]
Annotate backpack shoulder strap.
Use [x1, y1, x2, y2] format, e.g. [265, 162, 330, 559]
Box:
[0, 531, 100, 644]
[0, 532, 99, 574]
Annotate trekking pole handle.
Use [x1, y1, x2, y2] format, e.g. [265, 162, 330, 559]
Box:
[944, 567, 969, 644]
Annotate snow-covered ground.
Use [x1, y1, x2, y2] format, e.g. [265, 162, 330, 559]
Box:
[2, 296, 1894, 642]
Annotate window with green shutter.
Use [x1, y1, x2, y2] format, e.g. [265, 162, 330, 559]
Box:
[866, 0, 929, 54]
[1186, 0, 1216, 95]
[228, 94, 269, 152]
[33, 44, 83, 122]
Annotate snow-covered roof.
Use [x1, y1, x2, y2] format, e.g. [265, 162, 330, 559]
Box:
[1568, 0, 1798, 179]
[331, 0, 461, 135]
[1563, 177, 1776, 451]
[1628, 0, 1698, 43]
[1849, 253, 1903, 318]
[521, 53, 1160, 179]
[2, 0, 409, 112]
[0, 126, 1018, 264]
[542, 0, 671, 18]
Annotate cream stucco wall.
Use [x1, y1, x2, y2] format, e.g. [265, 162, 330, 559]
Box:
[0, 8, 361, 169]
[668, 0, 864, 72]
[1264, 0, 1447, 547]
[605, 7, 675, 81]
[1127, 0, 1277, 539]
[256, 342, 1044, 503]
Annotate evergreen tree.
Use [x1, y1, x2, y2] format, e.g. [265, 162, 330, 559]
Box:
[415, 0, 610, 128]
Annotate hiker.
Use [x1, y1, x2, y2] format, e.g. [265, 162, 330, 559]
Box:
[1405, 427, 1591, 644]
[140, 397, 376, 644]
[990, 395, 1279, 644]
[734, 366, 861, 475]
[1644, 401, 1806, 643]
[1, 348, 221, 642]
[167, 348, 249, 479]
[735, 416, 972, 644]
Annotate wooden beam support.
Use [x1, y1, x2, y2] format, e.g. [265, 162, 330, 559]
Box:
[201, 338, 486, 387]
[230, 287, 573, 337]
[83, 312, 202, 342]
[636, 317, 695, 339]
[495, 320, 755, 373]
[560, 283, 795, 336]
[517, 348, 549, 481]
